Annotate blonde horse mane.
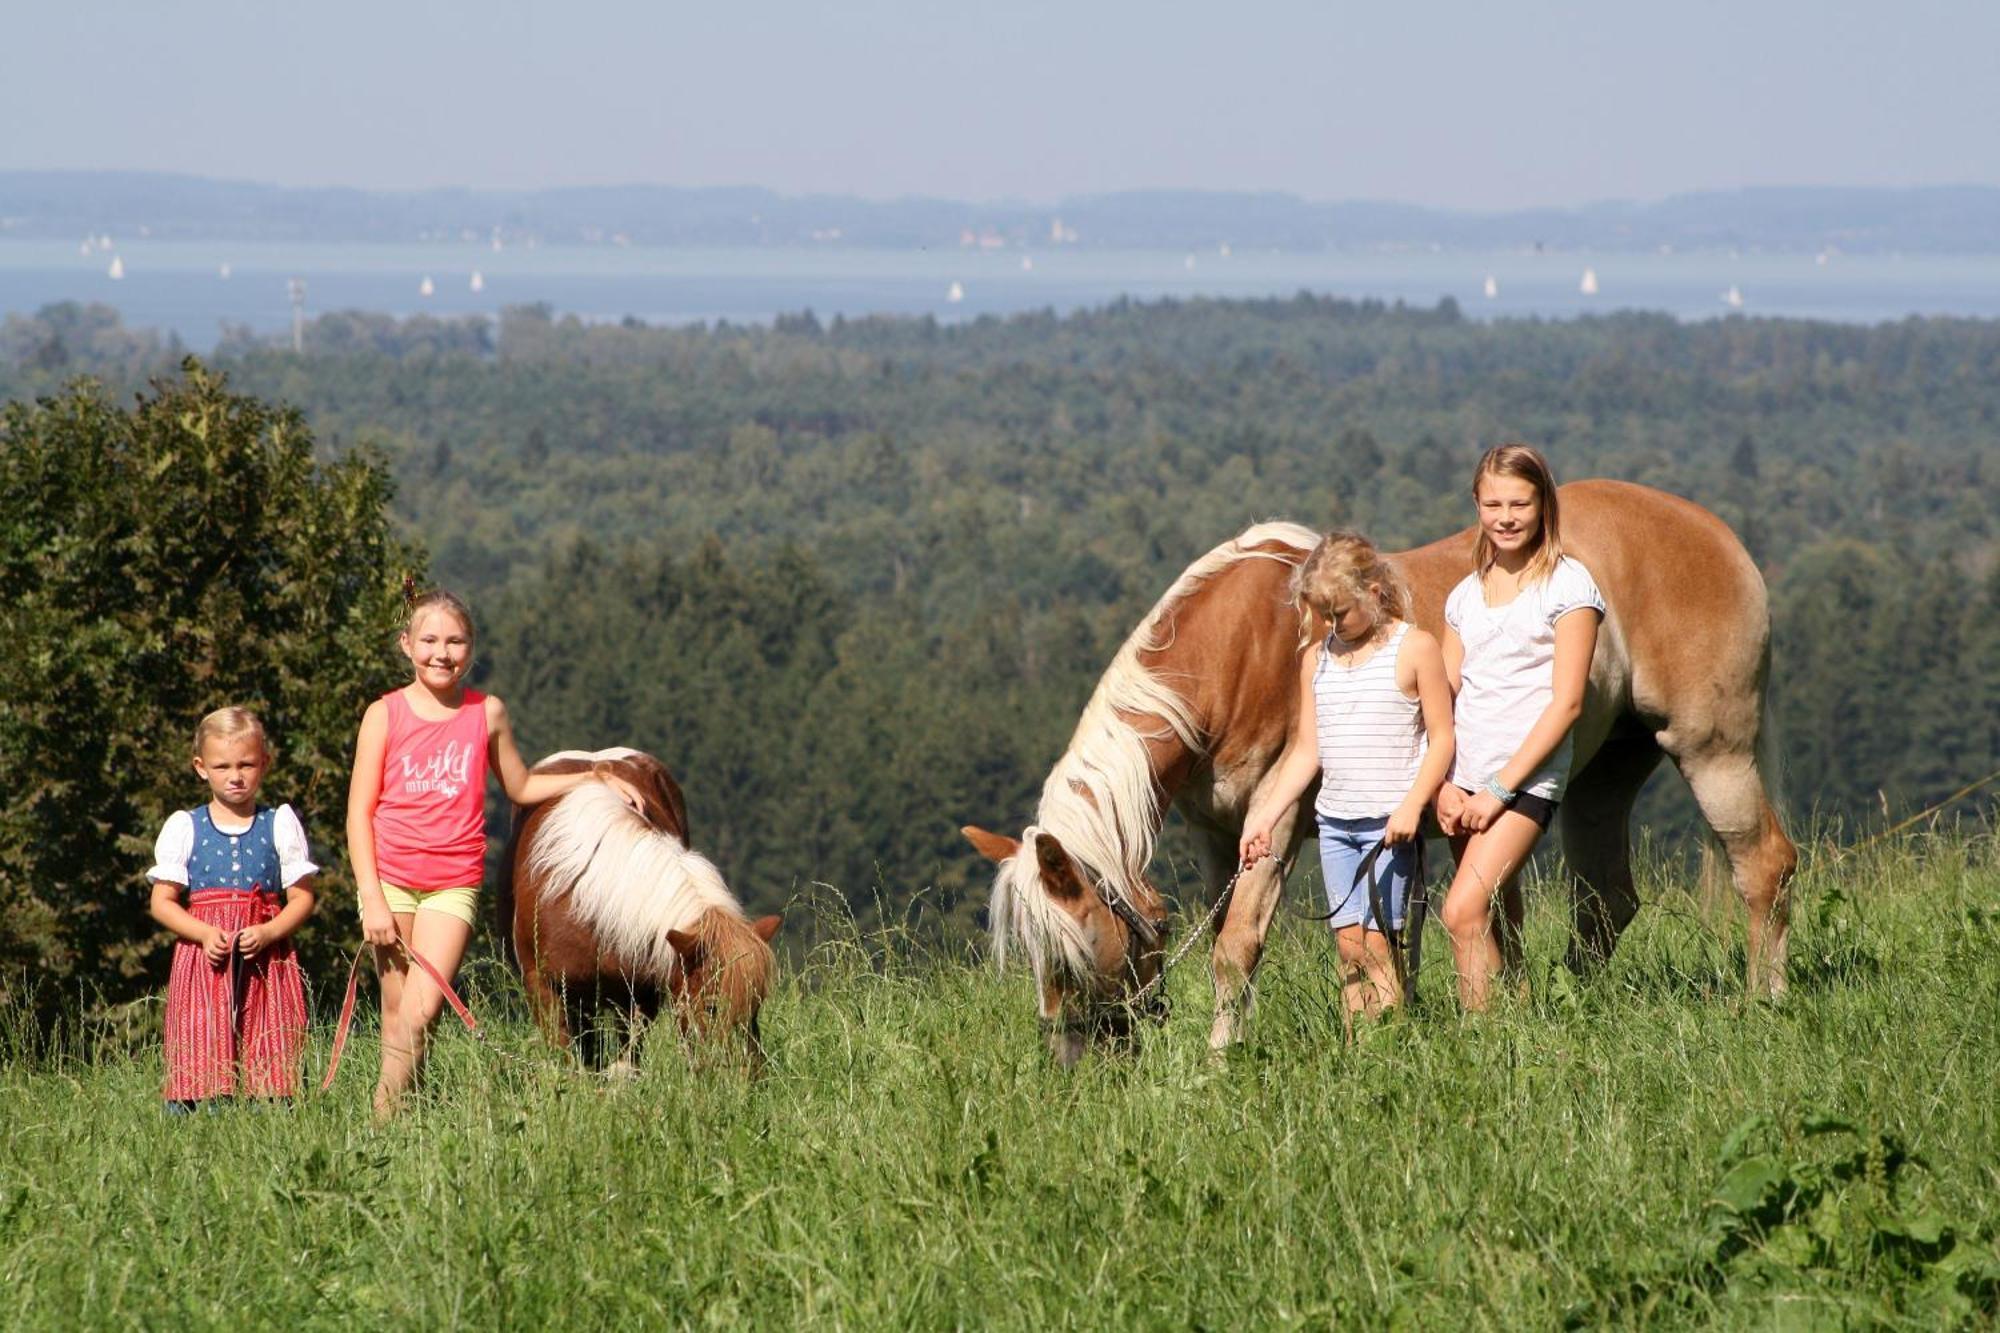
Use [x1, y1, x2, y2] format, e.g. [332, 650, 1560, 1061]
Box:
[526, 750, 744, 978]
[990, 521, 1317, 981]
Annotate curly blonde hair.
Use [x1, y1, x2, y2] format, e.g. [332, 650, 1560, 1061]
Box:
[1289, 531, 1409, 650]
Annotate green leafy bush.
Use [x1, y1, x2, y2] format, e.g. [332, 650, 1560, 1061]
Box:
[0, 360, 416, 1006]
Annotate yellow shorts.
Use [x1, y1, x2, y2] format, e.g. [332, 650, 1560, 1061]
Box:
[375, 883, 479, 927]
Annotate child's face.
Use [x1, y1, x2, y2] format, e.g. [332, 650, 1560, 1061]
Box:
[401, 608, 473, 692]
[193, 734, 268, 813]
[1477, 473, 1542, 557]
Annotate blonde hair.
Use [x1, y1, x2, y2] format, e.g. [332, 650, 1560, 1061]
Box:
[192, 706, 269, 758]
[404, 587, 476, 645]
[1472, 443, 1566, 583]
[1289, 531, 1409, 650]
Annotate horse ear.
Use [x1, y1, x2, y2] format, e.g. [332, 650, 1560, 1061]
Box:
[961, 825, 1021, 863]
[750, 913, 782, 944]
[666, 928, 702, 964]
[1033, 832, 1084, 900]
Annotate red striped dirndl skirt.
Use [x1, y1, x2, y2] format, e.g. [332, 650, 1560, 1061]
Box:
[163, 889, 309, 1101]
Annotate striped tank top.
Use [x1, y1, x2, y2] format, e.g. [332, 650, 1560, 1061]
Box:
[1312, 621, 1425, 820]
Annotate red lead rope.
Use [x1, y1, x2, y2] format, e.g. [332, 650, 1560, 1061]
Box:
[320, 933, 481, 1093]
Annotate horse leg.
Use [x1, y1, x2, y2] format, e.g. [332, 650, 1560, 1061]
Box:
[1673, 745, 1797, 997]
[607, 983, 657, 1080]
[519, 960, 571, 1052]
[1559, 732, 1664, 974]
[1205, 799, 1309, 1050]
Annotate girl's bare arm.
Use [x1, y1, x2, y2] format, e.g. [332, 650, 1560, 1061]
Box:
[1389, 629, 1456, 843]
[346, 700, 397, 944]
[485, 695, 645, 810]
[236, 882, 316, 957]
[1238, 647, 1325, 864]
[148, 881, 232, 962]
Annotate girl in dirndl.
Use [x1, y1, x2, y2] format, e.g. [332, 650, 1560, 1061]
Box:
[147, 707, 317, 1110]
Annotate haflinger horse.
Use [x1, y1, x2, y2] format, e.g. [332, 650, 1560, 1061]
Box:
[964, 480, 1796, 1065]
[500, 748, 781, 1072]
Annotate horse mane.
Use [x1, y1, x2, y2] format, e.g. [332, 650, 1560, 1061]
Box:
[525, 752, 745, 978]
[991, 520, 1317, 979]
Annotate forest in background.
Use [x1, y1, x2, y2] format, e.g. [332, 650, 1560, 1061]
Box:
[3, 295, 1996, 957]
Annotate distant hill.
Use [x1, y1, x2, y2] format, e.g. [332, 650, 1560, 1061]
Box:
[3, 171, 1997, 253]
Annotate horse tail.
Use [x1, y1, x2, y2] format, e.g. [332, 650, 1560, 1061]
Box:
[1752, 578, 1789, 824]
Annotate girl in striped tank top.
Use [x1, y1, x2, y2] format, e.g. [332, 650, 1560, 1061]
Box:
[1240, 533, 1454, 1020]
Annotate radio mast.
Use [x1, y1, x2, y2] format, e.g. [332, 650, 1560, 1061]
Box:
[288, 278, 307, 353]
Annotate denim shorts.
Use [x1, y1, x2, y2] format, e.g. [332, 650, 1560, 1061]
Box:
[1316, 815, 1413, 931]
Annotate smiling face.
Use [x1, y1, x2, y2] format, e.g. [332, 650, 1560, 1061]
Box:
[1476, 472, 1544, 562]
[400, 606, 473, 694]
[193, 733, 268, 818]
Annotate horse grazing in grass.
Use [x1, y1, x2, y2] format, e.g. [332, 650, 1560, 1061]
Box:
[501, 748, 781, 1071]
[964, 480, 1796, 1064]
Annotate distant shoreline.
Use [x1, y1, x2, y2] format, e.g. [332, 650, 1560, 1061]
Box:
[5, 171, 1999, 255]
[8, 240, 2000, 351]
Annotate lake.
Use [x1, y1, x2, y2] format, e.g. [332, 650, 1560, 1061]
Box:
[5, 239, 1997, 348]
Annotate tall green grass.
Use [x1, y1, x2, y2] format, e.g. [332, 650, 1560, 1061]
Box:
[3, 831, 1997, 1328]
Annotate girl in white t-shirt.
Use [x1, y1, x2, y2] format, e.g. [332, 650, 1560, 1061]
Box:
[1436, 445, 1605, 1010]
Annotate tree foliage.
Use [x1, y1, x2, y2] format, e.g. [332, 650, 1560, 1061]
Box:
[0, 361, 416, 1003]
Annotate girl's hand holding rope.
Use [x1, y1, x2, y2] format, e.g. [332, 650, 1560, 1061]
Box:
[359, 893, 399, 948]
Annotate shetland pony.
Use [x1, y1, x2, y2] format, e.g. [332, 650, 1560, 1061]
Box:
[964, 481, 1796, 1063]
[500, 748, 781, 1070]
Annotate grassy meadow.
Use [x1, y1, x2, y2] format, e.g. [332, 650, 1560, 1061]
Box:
[3, 829, 1997, 1328]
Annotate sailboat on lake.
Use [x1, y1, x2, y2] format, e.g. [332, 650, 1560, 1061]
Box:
[1579, 268, 1599, 295]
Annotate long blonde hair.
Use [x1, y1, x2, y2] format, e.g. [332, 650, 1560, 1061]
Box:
[1472, 443, 1566, 583]
[1289, 531, 1408, 650]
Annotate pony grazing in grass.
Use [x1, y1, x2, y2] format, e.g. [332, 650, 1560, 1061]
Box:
[501, 748, 781, 1071]
[964, 481, 1796, 1064]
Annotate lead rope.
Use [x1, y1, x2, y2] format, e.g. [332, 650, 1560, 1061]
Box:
[1121, 861, 1250, 1018]
[320, 932, 508, 1093]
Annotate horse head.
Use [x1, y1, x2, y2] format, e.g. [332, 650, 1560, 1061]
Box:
[962, 823, 1166, 1068]
[666, 910, 784, 1069]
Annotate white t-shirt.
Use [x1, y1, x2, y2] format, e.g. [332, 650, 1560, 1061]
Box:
[1444, 556, 1605, 801]
[146, 803, 318, 888]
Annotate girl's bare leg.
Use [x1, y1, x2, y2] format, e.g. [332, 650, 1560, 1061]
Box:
[1335, 926, 1401, 1030]
[1442, 815, 1544, 1011]
[372, 912, 416, 1119]
[375, 912, 475, 1118]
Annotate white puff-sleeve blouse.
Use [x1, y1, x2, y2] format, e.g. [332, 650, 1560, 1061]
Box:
[146, 804, 318, 889]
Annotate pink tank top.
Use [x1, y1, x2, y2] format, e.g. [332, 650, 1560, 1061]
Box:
[372, 688, 489, 890]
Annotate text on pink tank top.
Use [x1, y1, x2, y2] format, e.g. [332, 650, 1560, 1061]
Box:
[372, 688, 490, 891]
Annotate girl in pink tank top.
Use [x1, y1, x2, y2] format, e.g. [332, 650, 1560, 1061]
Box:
[345, 588, 646, 1120]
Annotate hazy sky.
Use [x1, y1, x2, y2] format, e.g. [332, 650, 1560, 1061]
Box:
[9, 0, 1995, 208]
